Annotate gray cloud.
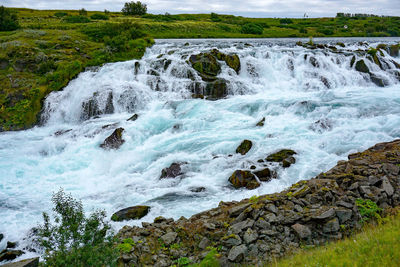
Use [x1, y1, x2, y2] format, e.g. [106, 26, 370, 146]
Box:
[2, 0, 400, 17]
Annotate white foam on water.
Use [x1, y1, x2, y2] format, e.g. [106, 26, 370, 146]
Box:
[1, 38, 400, 259]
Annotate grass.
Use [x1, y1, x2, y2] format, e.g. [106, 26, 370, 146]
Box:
[274, 212, 400, 267]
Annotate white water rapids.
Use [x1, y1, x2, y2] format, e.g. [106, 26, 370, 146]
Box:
[1, 37, 400, 258]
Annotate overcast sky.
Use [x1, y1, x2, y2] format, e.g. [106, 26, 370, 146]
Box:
[3, 0, 400, 18]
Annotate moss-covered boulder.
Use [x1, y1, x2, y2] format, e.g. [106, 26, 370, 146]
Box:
[100, 127, 125, 150]
[204, 79, 228, 100]
[225, 54, 241, 74]
[355, 59, 369, 73]
[81, 91, 114, 120]
[389, 44, 399, 57]
[189, 53, 221, 81]
[111, 205, 150, 221]
[253, 168, 275, 182]
[228, 170, 260, 189]
[266, 149, 296, 162]
[236, 140, 253, 155]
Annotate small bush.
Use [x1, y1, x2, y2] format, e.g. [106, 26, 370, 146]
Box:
[122, 1, 147, 16]
[54, 12, 68, 18]
[280, 18, 293, 24]
[241, 23, 263, 35]
[79, 8, 88, 16]
[90, 13, 109, 20]
[63, 15, 91, 23]
[35, 189, 119, 267]
[356, 198, 382, 223]
[0, 6, 20, 31]
[210, 12, 221, 22]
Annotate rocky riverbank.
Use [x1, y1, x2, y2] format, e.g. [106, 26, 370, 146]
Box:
[116, 139, 400, 266]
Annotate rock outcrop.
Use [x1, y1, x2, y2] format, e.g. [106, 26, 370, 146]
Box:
[116, 139, 400, 266]
[100, 128, 125, 150]
[111, 205, 151, 222]
[160, 163, 184, 179]
[236, 140, 253, 155]
[1, 257, 39, 267]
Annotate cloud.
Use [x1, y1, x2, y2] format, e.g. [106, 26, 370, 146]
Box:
[2, 0, 400, 17]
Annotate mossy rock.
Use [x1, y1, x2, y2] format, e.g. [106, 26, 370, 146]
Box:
[253, 168, 274, 182]
[355, 59, 369, 73]
[204, 79, 228, 100]
[389, 44, 399, 57]
[228, 170, 260, 190]
[189, 53, 221, 80]
[111, 205, 150, 221]
[266, 149, 297, 162]
[236, 139, 253, 155]
[225, 54, 241, 74]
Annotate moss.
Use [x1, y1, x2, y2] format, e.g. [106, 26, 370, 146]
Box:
[266, 149, 297, 162]
[355, 59, 369, 73]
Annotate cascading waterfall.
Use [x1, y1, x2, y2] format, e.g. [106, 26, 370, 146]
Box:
[1, 38, 400, 258]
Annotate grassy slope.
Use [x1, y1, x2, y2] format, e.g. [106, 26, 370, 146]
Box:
[275, 213, 400, 267]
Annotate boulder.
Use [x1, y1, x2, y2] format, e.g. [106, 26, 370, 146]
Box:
[355, 59, 369, 73]
[100, 128, 125, 150]
[160, 232, 177, 246]
[0, 233, 3, 242]
[189, 53, 221, 81]
[6, 242, 17, 249]
[81, 91, 114, 120]
[266, 149, 297, 162]
[322, 218, 340, 233]
[225, 54, 241, 74]
[253, 168, 274, 182]
[111, 205, 150, 221]
[228, 244, 247, 262]
[0, 250, 24, 262]
[228, 170, 260, 190]
[236, 140, 253, 155]
[389, 44, 399, 57]
[1, 257, 39, 267]
[160, 163, 183, 179]
[204, 79, 228, 100]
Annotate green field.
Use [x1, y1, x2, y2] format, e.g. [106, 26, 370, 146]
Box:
[0, 8, 399, 131]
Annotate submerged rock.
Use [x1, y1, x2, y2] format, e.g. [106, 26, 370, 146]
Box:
[100, 128, 125, 150]
[236, 140, 253, 155]
[111, 205, 150, 221]
[229, 170, 260, 189]
[0, 250, 24, 262]
[256, 117, 265, 127]
[266, 149, 297, 162]
[355, 59, 369, 73]
[160, 163, 183, 179]
[81, 91, 114, 120]
[127, 114, 138, 121]
[253, 168, 275, 182]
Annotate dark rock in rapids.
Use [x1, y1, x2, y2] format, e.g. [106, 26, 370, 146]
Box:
[100, 127, 125, 150]
[160, 163, 183, 179]
[111, 205, 150, 221]
[236, 140, 253, 155]
[127, 114, 138, 121]
[229, 170, 260, 189]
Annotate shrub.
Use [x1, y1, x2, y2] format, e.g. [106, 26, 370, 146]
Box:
[356, 198, 382, 223]
[0, 6, 20, 31]
[90, 13, 109, 20]
[122, 1, 147, 16]
[210, 12, 221, 22]
[241, 23, 263, 35]
[63, 15, 91, 23]
[79, 8, 88, 16]
[35, 189, 119, 267]
[54, 12, 68, 18]
[280, 18, 293, 24]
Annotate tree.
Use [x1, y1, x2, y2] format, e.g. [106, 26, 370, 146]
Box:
[35, 189, 119, 266]
[0, 6, 20, 31]
[78, 8, 87, 16]
[122, 1, 147, 16]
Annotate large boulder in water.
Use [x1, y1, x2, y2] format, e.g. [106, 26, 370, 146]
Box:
[0, 249, 24, 262]
[81, 91, 114, 120]
[210, 49, 241, 73]
[100, 128, 125, 150]
[111, 205, 150, 221]
[1, 257, 39, 267]
[236, 140, 253, 155]
[355, 59, 369, 73]
[253, 168, 275, 182]
[189, 53, 221, 81]
[389, 44, 399, 57]
[266, 149, 297, 168]
[160, 163, 183, 179]
[204, 79, 228, 100]
[229, 170, 260, 189]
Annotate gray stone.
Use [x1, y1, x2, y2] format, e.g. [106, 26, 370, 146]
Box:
[198, 237, 210, 249]
[337, 200, 353, 209]
[360, 186, 372, 195]
[382, 163, 399, 175]
[228, 244, 247, 262]
[223, 235, 242, 247]
[368, 176, 380, 186]
[381, 177, 394, 196]
[335, 208, 352, 223]
[265, 204, 278, 214]
[1, 257, 39, 267]
[264, 213, 278, 223]
[255, 218, 270, 229]
[313, 208, 335, 220]
[349, 182, 359, 190]
[161, 232, 177, 245]
[291, 223, 311, 239]
[323, 218, 340, 233]
[294, 204, 303, 212]
[243, 228, 258, 244]
[230, 218, 254, 234]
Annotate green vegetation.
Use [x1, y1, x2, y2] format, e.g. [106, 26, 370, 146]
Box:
[90, 13, 109, 20]
[241, 23, 263, 35]
[275, 212, 400, 267]
[122, 1, 147, 16]
[117, 238, 136, 253]
[0, 7, 153, 131]
[36, 189, 119, 267]
[356, 198, 382, 223]
[0, 6, 20, 31]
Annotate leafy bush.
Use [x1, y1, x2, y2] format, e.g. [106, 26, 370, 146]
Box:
[90, 13, 109, 20]
[241, 23, 263, 35]
[280, 18, 293, 24]
[54, 12, 68, 18]
[35, 189, 119, 267]
[0, 6, 20, 31]
[63, 15, 91, 23]
[122, 1, 147, 16]
[210, 12, 221, 22]
[356, 198, 382, 223]
[317, 27, 334, 35]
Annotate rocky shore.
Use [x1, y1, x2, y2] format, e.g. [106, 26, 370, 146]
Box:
[116, 139, 400, 266]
